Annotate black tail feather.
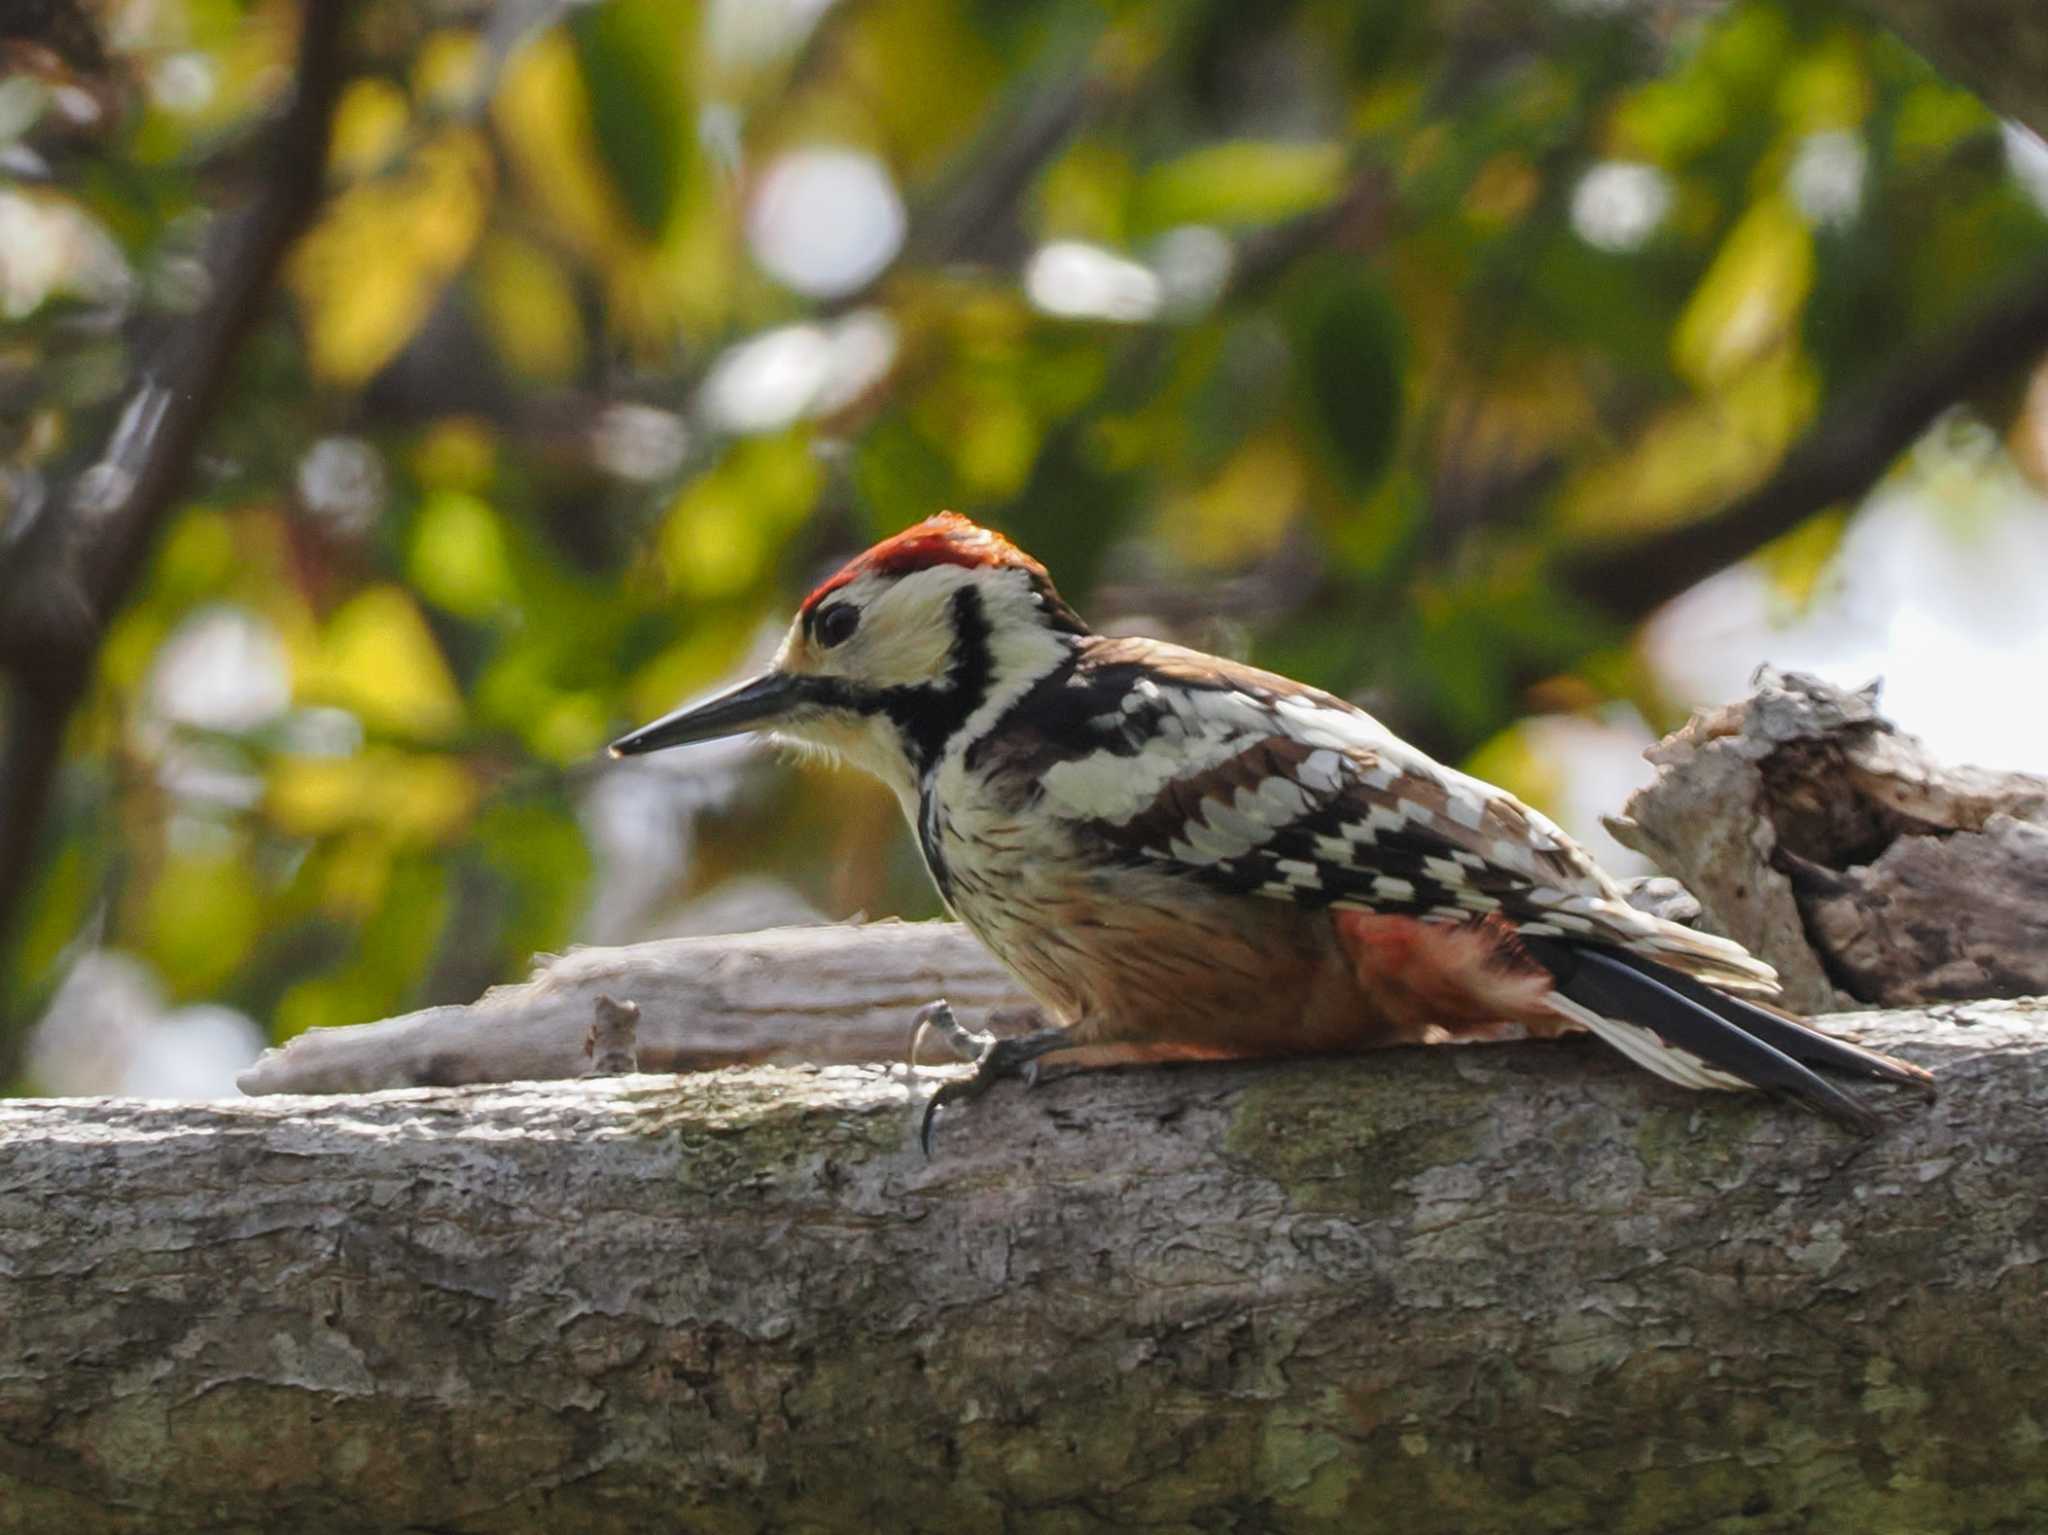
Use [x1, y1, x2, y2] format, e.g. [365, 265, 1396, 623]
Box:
[1600, 947, 1935, 1096]
[1521, 937, 1897, 1134]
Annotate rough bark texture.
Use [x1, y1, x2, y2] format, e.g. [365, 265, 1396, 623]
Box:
[1609, 670, 2048, 1013]
[3, 1000, 2043, 1533]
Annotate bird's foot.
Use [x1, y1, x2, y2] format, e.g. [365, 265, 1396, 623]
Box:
[907, 999, 993, 1071]
[909, 1000, 1069, 1156]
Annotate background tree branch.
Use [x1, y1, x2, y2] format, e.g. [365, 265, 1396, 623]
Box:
[3, 1001, 2040, 1534]
[0, 0, 349, 1072]
[1558, 257, 2048, 625]
[1850, 0, 2048, 141]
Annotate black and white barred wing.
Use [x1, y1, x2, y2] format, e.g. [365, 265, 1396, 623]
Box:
[1037, 668, 1770, 989]
[1034, 652, 1930, 1129]
[1040, 663, 1933, 1129]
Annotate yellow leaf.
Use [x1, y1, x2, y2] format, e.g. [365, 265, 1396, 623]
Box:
[289, 128, 495, 385]
[329, 77, 410, 177]
[945, 395, 1037, 500]
[145, 853, 261, 997]
[1464, 151, 1540, 229]
[1559, 347, 1819, 537]
[1161, 431, 1307, 568]
[1757, 506, 1848, 607]
[840, 0, 1002, 180]
[475, 233, 586, 381]
[1672, 196, 1812, 390]
[269, 747, 477, 843]
[1892, 82, 1990, 163]
[410, 419, 498, 491]
[1134, 141, 1345, 232]
[494, 28, 638, 263]
[659, 435, 821, 599]
[1040, 142, 1136, 243]
[408, 490, 516, 619]
[312, 832, 393, 919]
[413, 28, 485, 111]
[299, 586, 465, 739]
[531, 691, 609, 764]
[1777, 32, 1871, 134]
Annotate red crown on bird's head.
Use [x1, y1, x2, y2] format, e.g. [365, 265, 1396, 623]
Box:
[799, 513, 1049, 615]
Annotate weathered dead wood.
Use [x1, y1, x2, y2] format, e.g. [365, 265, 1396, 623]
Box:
[236, 920, 1031, 1094]
[1609, 669, 2048, 1012]
[4, 1000, 2044, 1534]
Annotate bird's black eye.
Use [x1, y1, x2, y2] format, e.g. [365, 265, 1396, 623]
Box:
[815, 602, 860, 648]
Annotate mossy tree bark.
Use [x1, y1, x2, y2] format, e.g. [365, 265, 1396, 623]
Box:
[4, 1000, 2045, 1534]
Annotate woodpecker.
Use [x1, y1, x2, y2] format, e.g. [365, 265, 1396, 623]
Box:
[610, 513, 1931, 1144]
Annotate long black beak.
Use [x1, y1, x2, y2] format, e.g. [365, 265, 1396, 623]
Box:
[608, 671, 805, 757]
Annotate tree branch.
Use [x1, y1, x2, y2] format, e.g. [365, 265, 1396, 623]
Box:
[235, 920, 1028, 1095]
[3, 1002, 2039, 1532]
[0, 0, 350, 1064]
[1559, 256, 2048, 624]
[1850, 0, 2048, 140]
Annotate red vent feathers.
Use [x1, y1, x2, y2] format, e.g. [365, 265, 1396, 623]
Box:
[799, 514, 1043, 614]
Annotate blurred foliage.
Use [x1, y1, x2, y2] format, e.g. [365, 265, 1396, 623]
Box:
[5, 0, 2048, 1070]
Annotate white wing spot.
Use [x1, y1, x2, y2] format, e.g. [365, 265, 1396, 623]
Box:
[1182, 817, 1258, 862]
[1443, 790, 1489, 830]
[1372, 875, 1415, 902]
[1274, 858, 1323, 887]
[1367, 804, 1408, 837]
[1271, 695, 1399, 753]
[1240, 776, 1310, 823]
[1045, 727, 1244, 825]
[1297, 749, 1347, 793]
[1199, 798, 1269, 847]
[1422, 855, 1468, 886]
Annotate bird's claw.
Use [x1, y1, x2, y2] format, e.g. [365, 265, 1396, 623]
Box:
[915, 1020, 1071, 1157]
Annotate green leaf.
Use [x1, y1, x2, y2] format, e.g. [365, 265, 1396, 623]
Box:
[1133, 142, 1344, 234]
[570, 0, 695, 239]
[145, 852, 263, 999]
[1293, 268, 1406, 496]
[477, 800, 592, 967]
